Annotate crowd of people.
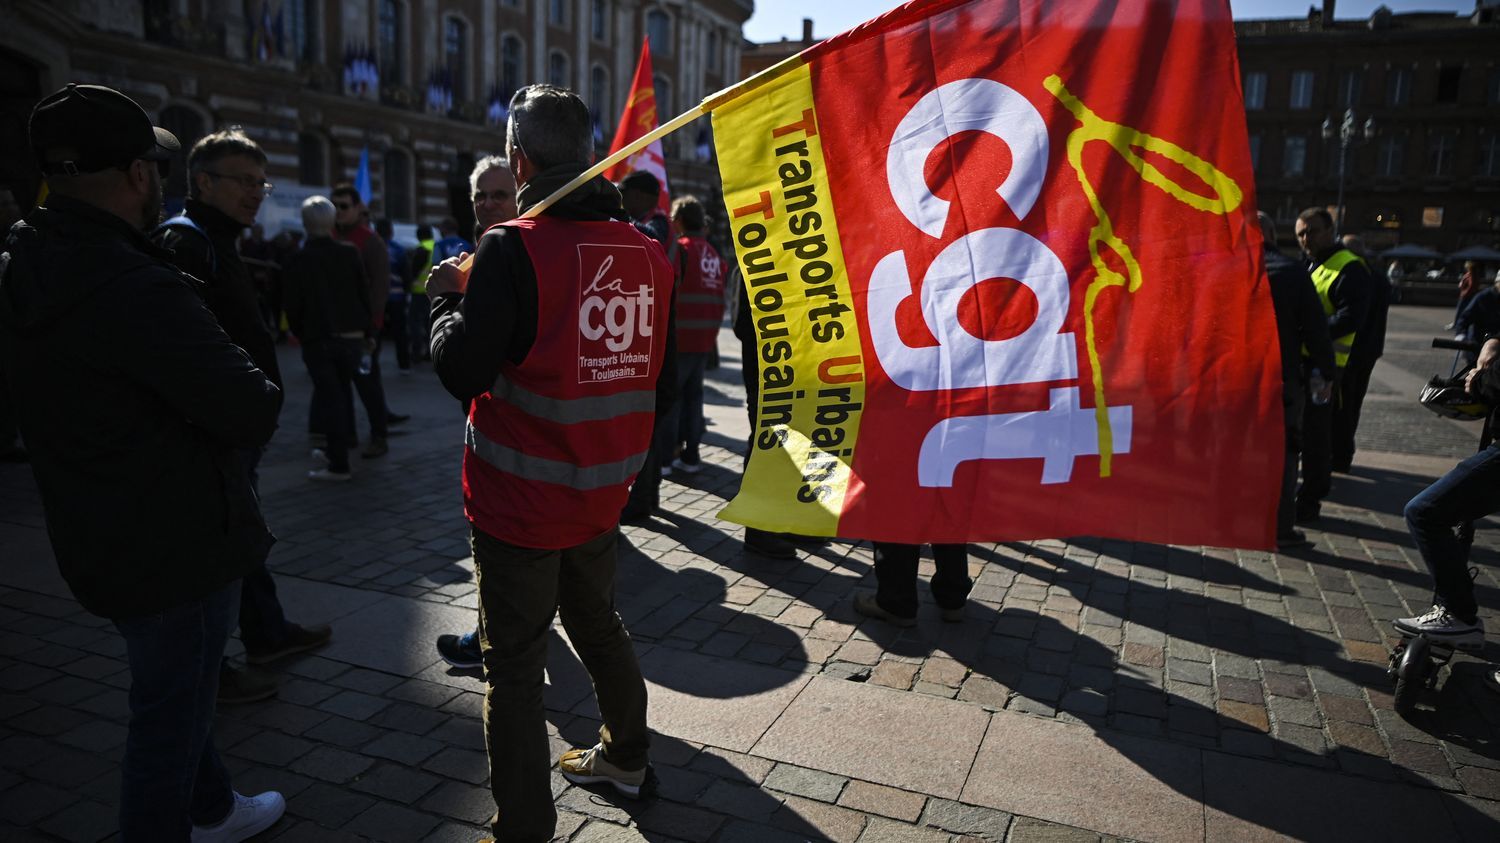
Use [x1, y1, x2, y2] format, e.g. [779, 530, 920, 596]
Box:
[1, 80, 1498, 843]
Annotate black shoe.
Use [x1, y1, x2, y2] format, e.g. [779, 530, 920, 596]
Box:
[620, 499, 658, 522]
[245, 623, 332, 665]
[218, 663, 279, 704]
[437, 631, 483, 669]
[744, 528, 798, 560]
[1294, 504, 1320, 524]
[1276, 529, 1313, 550]
[386, 413, 410, 425]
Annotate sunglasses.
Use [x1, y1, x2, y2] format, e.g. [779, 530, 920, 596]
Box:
[473, 190, 513, 204]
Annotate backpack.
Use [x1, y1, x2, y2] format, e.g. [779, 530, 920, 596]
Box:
[153, 214, 217, 276]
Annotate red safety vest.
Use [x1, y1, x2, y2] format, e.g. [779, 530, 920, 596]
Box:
[463, 217, 673, 548]
[673, 235, 725, 353]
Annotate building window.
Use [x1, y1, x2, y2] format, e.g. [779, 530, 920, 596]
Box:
[297, 131, 328, 185]
[1437, 65, 1462, 103]
[1289, 71, 1314, 110]
[1248, 134, 1261, 171]
[548, 51, 570, 89]
[1242, 71, 1266, 110]
[1428, 130, 1457, 177]
[1387, 67, 1412, 107]
[647, 9, 671, 58]
[444, 17, 467, 101]
[1336, 69, 1361, 109]
[1422, 206, 1444, 228]
[1376, 135, 1404, 177]
[707, 30, 720, 75]
[143, 0, 172, 43]
[592, 0, 608, 42]
[502, 35, 524, 101]
[281, 0, 318, 61]
[590, 65, 611, 134]
[654, 74, 672, 121]
[378, 0, 402, 85]
[1283, 135, 1306, 177]
[1481, 132, 1500, 179]
[383, 148, 413, 219]
[549, 0, 567, 27]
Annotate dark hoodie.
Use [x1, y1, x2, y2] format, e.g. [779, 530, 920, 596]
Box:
[430, 164, 676, 411]
[0, 196, 280, 619]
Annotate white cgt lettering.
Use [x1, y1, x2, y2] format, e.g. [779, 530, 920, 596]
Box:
[871, 77, 1130, 487]
[579, 288, 655, 352]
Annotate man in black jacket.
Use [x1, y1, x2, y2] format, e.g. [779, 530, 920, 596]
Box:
[1260, 213, 1335, 550]
[0, 83, 285, 843]
[153, 129, 331, 703]
[283, 195, 373, 480]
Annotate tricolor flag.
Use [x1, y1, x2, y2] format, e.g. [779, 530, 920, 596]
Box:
[603, 38, 670, 215]
[711, 0, 1281, 548]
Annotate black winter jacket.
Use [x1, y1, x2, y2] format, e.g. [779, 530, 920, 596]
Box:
[154, 199, 285, 394]
[0, 197, 280, 619]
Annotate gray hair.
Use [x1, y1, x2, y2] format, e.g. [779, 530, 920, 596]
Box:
[302, 195, 336, 236]
[469, 155, 510, 193]
[506, 84, 592, 171]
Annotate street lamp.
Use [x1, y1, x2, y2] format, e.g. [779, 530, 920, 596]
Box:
[1321, 108, 1376, 237]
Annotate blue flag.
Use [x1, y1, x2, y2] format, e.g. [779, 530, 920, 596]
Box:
[355, 146, 372, 206]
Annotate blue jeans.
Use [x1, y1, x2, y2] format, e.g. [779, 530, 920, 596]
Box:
[1405, 442, 1500, 621]
[114, 582, 239, 841]
[655, 352, 709, 463]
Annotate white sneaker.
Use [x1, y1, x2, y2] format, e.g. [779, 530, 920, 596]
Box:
[671, 456, 702, 474]
[1393, 604, 1484, 645]
[310, 448, 328, 465]
[191, 790, 285, 842]
[306, 468, 351, 482]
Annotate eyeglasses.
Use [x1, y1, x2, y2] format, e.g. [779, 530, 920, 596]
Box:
[203, 170, 274, 196]
[473, 190, 514, 205]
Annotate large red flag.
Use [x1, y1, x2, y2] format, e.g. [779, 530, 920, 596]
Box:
[604, 38, 670, 214]
[712, 0, 1281, 549]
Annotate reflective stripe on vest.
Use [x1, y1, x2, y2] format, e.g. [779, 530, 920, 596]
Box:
[1306, 249, 1362, 368]
[491, 373, 656, 424]
[466, 421, 648, 491]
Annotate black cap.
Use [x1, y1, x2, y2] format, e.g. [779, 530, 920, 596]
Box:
[29, 83, 180, 176]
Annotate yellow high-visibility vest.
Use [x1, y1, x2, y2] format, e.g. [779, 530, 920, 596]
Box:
[412, 237, 435, 294]
[1307, 249, 1363, 368]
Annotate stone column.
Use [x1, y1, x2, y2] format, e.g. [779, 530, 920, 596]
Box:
[532, 0, 547, 82]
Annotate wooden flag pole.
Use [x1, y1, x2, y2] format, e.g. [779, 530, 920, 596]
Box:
[455, 51, 808, 274]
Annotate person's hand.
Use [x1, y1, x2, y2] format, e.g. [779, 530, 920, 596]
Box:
[1314, 379, 1334, 405]
[1466, 365, 1482, 396]
[426, 253, 471, 297]
[1478, 337, 1500, 372]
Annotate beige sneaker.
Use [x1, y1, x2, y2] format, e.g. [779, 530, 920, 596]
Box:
[853, 591, 916, 628]
[557, 743, 648, 798]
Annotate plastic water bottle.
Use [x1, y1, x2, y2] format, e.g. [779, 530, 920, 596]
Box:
[357, 352, 372, 376]
[1309, 368, 1330, 405]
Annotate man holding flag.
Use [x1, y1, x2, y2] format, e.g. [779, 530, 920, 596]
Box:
[426, 84, 673, 841]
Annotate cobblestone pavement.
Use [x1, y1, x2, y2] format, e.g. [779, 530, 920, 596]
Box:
[3, 304, 1500, 842]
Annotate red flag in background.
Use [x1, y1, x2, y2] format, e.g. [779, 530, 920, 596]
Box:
[604, 38, 670, 214]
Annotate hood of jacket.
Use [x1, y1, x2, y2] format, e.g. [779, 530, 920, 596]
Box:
[0, 196, 169, 337]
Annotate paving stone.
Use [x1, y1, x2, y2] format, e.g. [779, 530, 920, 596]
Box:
[230, 732, 316, 766]
[698, 778, 785, 821]
[423, 747, 491, 784]
[837, 780, 926, 823]
[350, 763, 443, 802]
[868, 659, 917, 691]
[919, 798, 1012, 840]
[634, 799, 726, 840]
[35, 797, 115, 843]
[1389, 739, 1454, 776]
[344, 800, 441, 842]
[1319, 692, 1374, 725]
[420, 780, 496, 825]
[1004, 816, 1103, 842]
[286, 781, 378, 827]
[764, 763, 847, 803]
[1268, 695, 1323, 728]
[317, 689, 391, 721]
[0, 780, 75, 826]
[856, 816, 952, 842]
[289, 746, 375, 783]
[772, 793, 869, 842]
[302, 715, 382, 749]
[363, 730, 444, 765]
[1328, 721, 1387, 757]
[1217, 700, 1270, 732]
[964, 713, 1201, 843]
